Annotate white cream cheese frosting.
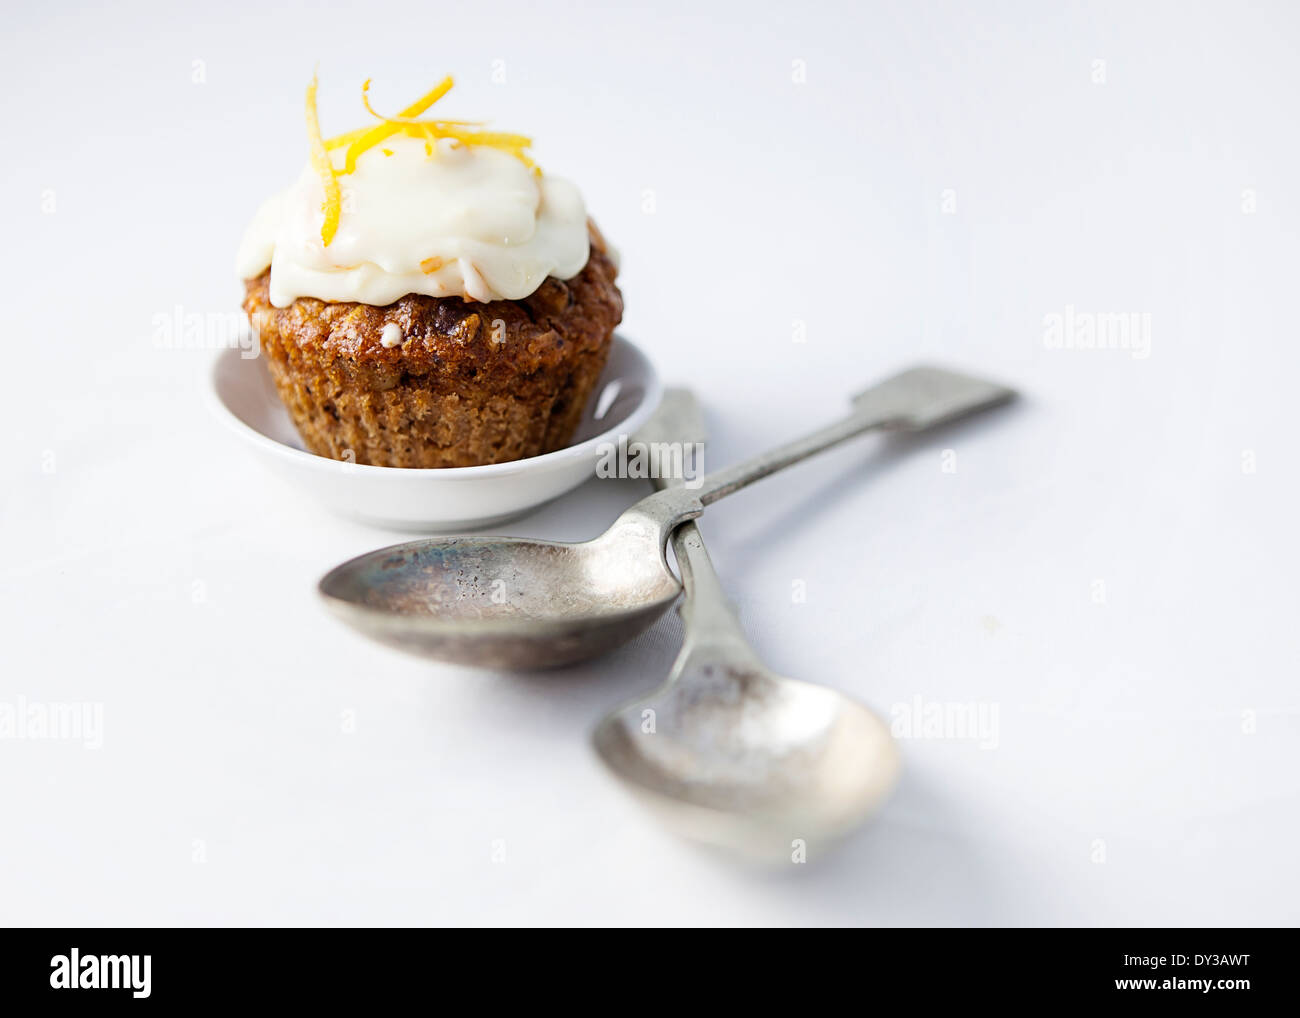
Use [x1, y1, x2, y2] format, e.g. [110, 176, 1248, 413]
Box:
[236, 134, 590, 306]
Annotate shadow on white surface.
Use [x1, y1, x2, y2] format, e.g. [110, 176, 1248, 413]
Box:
[734, 767, 1006, 924]
[720, 399, 1032, 572]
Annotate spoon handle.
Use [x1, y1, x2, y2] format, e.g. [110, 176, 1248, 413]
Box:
[664, 523, 762, 661]
[643, 390, 760, 659]
[694, 365, 1016, 506]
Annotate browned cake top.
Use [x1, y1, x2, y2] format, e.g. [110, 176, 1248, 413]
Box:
[243, 226, 622, 380]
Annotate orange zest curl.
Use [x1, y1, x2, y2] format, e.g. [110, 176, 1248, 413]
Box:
[359, 79, 483, 130]
[306, 73, 541, 248]
[341, 76, 454, 174]
[338, 76, 536, 174]
[323, 126, 370, 151]
[304, 72, 341, 247]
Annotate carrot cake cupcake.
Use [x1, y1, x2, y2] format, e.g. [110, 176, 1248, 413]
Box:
[236, 75, 622, 468]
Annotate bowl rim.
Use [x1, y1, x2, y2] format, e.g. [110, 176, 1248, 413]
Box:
[207, 333, 663, 481]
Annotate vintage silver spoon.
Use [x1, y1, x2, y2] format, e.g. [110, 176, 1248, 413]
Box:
[593, 389, 900, 862]
[319, 365, 1016, 669]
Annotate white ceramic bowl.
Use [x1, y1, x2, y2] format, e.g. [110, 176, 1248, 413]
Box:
[208, 335, 661, 531]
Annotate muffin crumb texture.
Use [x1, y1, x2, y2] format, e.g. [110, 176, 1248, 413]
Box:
[244, 229, 622, 468]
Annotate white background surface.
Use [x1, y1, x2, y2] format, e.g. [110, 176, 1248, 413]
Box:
[3, 0, 1298, 926]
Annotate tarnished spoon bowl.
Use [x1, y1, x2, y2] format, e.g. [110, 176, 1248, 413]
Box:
[318, 512, 683, 669]
[593, 656, 901, 863]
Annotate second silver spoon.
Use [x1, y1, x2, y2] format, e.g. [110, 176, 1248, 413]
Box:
[593, 389, 900, 862]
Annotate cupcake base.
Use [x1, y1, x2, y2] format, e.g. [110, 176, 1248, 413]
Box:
[243, 228, 622, 469]
[257, 333, 610, 468]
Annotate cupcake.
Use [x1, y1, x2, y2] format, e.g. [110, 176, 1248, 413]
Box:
[236, 75, 622, 468]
